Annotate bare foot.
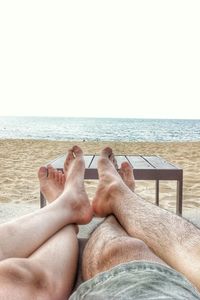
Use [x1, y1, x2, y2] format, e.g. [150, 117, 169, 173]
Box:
[104, 149, 135, 191]
[92, 147, 133, 217]
[56, 145, 93, 225]
[38, 165, 65, 203]
[99, 150, 135, 192]
[118, 162, 135, 191]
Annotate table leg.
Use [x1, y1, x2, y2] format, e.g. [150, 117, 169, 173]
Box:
[40, 192, 46, 208]
[156, 180, 159, 206]
[176, 180, 183, 216]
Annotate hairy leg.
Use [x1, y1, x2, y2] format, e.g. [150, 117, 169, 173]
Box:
[82, 215, 166, 281]
[92, 147, 200, 291]
[82, 158, 165, 281]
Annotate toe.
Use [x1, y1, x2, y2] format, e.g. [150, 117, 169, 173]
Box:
[38, 166, 47, 180]
[47, 165, 54, 179]
[121, 161, 130, 169]
[64, 150, 74, 170]
[110, 153, 118, 170]
[54, 170, 59, 182]
[61, 174, 65, 185]
[101, 147, 113, 158]
[119, 162, 126, 174]
[58, 171, 63, 184]
[121, 162, 135, 191]
[121, 162, 134, 178]
[73, 145, 83, 157]
[126, 166, 134, 178]
[68, 149, 75, 160]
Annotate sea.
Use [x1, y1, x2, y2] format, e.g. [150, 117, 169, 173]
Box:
[0, 116, 200, 142]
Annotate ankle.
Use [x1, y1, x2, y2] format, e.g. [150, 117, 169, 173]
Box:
[109, 180, 131, 200]
[110, 186, 133, 212]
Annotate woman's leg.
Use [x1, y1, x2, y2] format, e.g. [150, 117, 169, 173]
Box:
[0, 225, 78, 300]
[0, 146, 92, 261]
[0, 145, 93, 299]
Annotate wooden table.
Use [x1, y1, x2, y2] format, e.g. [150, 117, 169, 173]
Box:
[40, 155, 183, 215]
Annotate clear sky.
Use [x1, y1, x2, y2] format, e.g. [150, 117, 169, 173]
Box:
[0, 1, 199, 119]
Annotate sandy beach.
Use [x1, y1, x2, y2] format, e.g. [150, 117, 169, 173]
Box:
[0, 139, 200, 230]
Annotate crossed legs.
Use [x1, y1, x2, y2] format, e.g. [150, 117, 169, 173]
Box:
[1, 145, 200, 299]
[0, 146, 93, 299]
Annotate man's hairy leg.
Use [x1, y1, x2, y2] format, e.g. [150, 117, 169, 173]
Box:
[92, 147, 200, 291]
[82, 158, 166, 281]
[82, 215, 166, 281]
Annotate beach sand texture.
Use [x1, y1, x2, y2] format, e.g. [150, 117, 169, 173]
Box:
[0, 140, 200, 229]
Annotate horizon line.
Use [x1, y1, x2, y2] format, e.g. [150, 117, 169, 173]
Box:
[0, 115, 200, 121]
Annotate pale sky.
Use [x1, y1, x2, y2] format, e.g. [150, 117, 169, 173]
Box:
[0, 1, 200, 119]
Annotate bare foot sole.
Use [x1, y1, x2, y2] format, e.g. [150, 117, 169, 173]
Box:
[92, 147, 132, 217]
[38, 165, 65, 203]
[57, 145, 93, 225]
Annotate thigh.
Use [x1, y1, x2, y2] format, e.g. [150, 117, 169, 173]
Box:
[82, 215, 167, 281]
[0, 258, 50, 300]
[72, 261, 200, 300]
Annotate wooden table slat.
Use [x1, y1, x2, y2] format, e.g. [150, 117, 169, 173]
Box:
[50, 154, 94, 169]
[89, 155, 130, 169]
[126, 156, 154, 169]
[142, 156, 177, 169]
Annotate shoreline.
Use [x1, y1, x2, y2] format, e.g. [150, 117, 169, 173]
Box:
[0, 139, 200, 225]
[1, 137, 200, 143]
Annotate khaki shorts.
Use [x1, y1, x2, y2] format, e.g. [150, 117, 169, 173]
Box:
[69, 261, 200, 300]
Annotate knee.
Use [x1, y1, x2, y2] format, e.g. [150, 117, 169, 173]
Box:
[82, 236, 149, 281]
[102, 236, 149, 261]
[0, 258, 52, 299]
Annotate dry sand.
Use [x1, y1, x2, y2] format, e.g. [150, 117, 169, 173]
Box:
[0, 139, 200, 232]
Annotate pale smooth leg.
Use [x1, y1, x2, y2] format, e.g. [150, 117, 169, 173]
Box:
[0, 146, 93, 299]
